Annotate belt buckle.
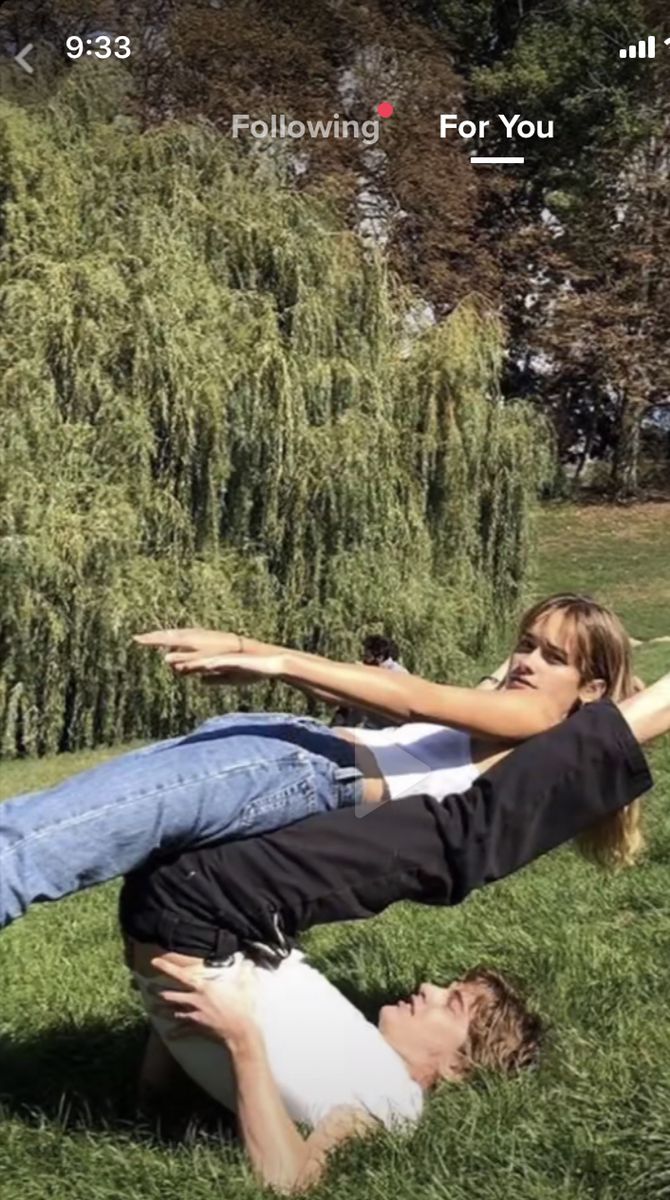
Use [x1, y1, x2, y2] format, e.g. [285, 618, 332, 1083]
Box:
[204, 954, 237, 968]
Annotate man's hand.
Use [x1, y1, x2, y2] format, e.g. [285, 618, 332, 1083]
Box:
[150, 956, 257, 1044]
[151, 957, 378, 1192]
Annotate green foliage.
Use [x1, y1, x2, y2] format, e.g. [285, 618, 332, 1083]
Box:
[470, 0, 655, 182]
[0, 65, 548, 756]
[410, 0, 501, 64]
[455, 1, 668, 497]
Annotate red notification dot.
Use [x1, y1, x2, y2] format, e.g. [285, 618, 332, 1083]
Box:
[376, 102, 394, 119]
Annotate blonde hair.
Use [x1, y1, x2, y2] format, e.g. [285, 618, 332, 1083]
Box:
[458, 967, 543, 1077]
[515, 593, 644, 869]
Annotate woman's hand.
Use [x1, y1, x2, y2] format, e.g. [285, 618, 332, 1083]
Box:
[169, 652, 285, 685]
[134, 627, 285, 685]
[150, 956, 257, 1044]
[133, 627, 241, 658]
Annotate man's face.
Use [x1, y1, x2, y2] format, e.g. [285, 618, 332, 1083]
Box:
[363, 650, 384, 666]
[378, 980, 487, 1079]
[505, 609, 601, 715]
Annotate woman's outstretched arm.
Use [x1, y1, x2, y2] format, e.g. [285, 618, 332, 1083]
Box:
[135, 630, 522, 731]
[135, 628, 364, 709]
[272, 652, 561, 739]
[139, 633, 562, 740]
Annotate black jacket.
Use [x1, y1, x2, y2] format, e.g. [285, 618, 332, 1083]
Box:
[120, 700, 652, 960]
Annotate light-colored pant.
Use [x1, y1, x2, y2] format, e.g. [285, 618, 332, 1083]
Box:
[0, 713, 361, 928]
[134, 954, 256, 1113]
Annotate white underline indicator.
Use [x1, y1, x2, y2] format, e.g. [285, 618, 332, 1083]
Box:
[470, 156, 525, 165]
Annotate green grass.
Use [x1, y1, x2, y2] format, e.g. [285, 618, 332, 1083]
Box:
[533, 502, 670, 686]
[1, 503, 670, 1199]
[534, 502, 670, 642]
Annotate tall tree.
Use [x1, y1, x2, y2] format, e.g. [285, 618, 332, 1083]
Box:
[0, 67, 548, 756]
[467, 0, 670, 495]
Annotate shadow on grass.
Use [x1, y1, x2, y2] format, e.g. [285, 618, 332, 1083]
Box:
[0, 1017, 236, 1144]
[0, 946, 406, 1143]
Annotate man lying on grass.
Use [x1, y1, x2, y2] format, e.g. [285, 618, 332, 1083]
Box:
[132, 949, 541, 1194]
[118, 676, 668, 1192]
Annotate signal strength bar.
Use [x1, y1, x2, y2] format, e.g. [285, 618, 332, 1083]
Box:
[620, 35, 655, 58]
[470, 156, 525, 165]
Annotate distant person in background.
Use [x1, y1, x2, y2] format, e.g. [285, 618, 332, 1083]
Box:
[363, 635, 406, 674]
[331, 635, 408, 730]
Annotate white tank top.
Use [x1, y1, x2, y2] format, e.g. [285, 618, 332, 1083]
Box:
[135, 951, 423, 1131]
[352, 722, 479, 801]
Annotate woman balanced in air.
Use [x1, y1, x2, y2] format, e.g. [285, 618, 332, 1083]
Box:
[0, 593, 647, 928]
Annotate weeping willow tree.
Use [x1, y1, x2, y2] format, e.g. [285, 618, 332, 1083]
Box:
[0, 65, 549, 757]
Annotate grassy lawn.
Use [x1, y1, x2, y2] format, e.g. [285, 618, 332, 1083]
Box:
[1, 503, 670, 1200]
[534, 501, 670, 636]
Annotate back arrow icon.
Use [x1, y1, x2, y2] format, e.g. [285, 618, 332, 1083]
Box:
[14, 44, 34, 74]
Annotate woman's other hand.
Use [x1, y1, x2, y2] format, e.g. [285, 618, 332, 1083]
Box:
[133, 628, 241, 658]
[169, 652, 285, 685]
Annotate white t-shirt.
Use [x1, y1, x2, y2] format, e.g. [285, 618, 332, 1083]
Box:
[354, 722, 478, 801]
[134, 949, 423, 1131]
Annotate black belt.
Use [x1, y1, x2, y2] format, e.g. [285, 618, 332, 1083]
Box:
[154, 910, 239, 963]
[128, 907, 292, 968]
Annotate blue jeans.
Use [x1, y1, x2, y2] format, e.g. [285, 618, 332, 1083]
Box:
[0, 713, 362, 928]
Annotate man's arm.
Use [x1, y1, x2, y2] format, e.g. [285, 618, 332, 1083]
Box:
[228, 1025, 377, 1193]
[152, 957, 376, 1193]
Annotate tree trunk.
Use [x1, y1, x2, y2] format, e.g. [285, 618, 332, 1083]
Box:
[610, 393, 642, 500]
